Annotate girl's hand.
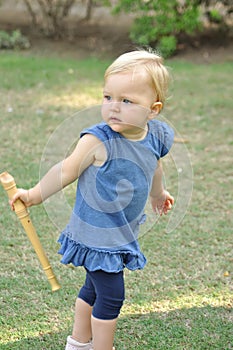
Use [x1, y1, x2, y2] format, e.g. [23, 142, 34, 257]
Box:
[150, 190, 174, 216]
[10, 188, 33, 211]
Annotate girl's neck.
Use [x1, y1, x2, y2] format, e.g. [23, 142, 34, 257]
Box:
[120, 125, 148, 141]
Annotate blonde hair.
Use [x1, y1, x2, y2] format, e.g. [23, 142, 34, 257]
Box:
[104, 50, 170, 105]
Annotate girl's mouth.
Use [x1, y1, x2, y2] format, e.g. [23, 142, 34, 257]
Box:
[109, 116, 122, 123]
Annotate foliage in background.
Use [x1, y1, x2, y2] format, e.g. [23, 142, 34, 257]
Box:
[0, 30, 30, 49]
[22, 0, 110, 37]
[23, 0, 77, 37]
[0, 0, 232, 56]
[113, 0, 202, 57]
[112, 0, 232, 57]
[204, 0, 233, 25]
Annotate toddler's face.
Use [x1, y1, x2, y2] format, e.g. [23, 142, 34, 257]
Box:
[101, 70, 160, 140]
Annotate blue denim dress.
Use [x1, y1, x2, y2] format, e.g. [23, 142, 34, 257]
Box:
[58, 120, 174, 272]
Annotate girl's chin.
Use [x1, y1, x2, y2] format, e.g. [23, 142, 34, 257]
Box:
[108, 123, 136, 136]
[108, 123, 125, 133]
[108, 123, 145, 140]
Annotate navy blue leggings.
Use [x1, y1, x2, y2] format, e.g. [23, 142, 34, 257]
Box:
[78, 269, 125, 320]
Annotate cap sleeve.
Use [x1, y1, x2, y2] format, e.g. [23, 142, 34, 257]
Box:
[80, 122, 109, 143]
[160, 121, 174, 157]
[149, 120, 174, 158]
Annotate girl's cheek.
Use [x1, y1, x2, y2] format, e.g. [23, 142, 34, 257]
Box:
[101, 105, 109, 120]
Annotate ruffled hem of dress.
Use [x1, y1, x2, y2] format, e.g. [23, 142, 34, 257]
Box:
[57, 233, 146, 273]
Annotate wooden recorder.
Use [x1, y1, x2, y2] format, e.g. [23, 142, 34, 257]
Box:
[0, 172, 61, 292]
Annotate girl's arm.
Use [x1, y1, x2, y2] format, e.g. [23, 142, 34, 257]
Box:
[150, 160, 174, 215]
[10, 134, 104, 209]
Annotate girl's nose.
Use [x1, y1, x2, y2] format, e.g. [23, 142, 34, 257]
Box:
[110, 101, 121, 112]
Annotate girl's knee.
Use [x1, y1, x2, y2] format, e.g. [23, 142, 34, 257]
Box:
[93, 293, 124, 320]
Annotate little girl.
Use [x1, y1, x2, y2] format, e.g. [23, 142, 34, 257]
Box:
[11, 50, 174, 350]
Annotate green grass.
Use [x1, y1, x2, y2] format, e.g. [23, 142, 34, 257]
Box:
[0, 50, 232, 349]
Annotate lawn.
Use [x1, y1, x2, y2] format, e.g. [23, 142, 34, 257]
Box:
[0, 50, 232, 350]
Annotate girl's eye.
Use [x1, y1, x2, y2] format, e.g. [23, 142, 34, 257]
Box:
[122, 98, 132, 104]
[104, 95, 112, 101]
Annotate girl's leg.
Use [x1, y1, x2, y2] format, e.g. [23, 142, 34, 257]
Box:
[88, 270, 125, 350]
[72, 298, 93, 343]
[70, 271, 96, 344]
[91, 316, 117, 350]
[67, 269, 124, 349]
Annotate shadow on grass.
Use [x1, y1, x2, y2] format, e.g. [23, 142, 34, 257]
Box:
[1, 306, 232, 350]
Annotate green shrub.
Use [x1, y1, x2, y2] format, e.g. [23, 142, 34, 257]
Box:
[0, 30, 30, 50]
[157, 35, 177, 58]
[113, 0, 202, 57]
[208, 9, 222, 23]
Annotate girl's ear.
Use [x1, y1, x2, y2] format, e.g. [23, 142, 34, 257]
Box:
[149, 102, 163, 119]
[151, 102, 163, 113]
